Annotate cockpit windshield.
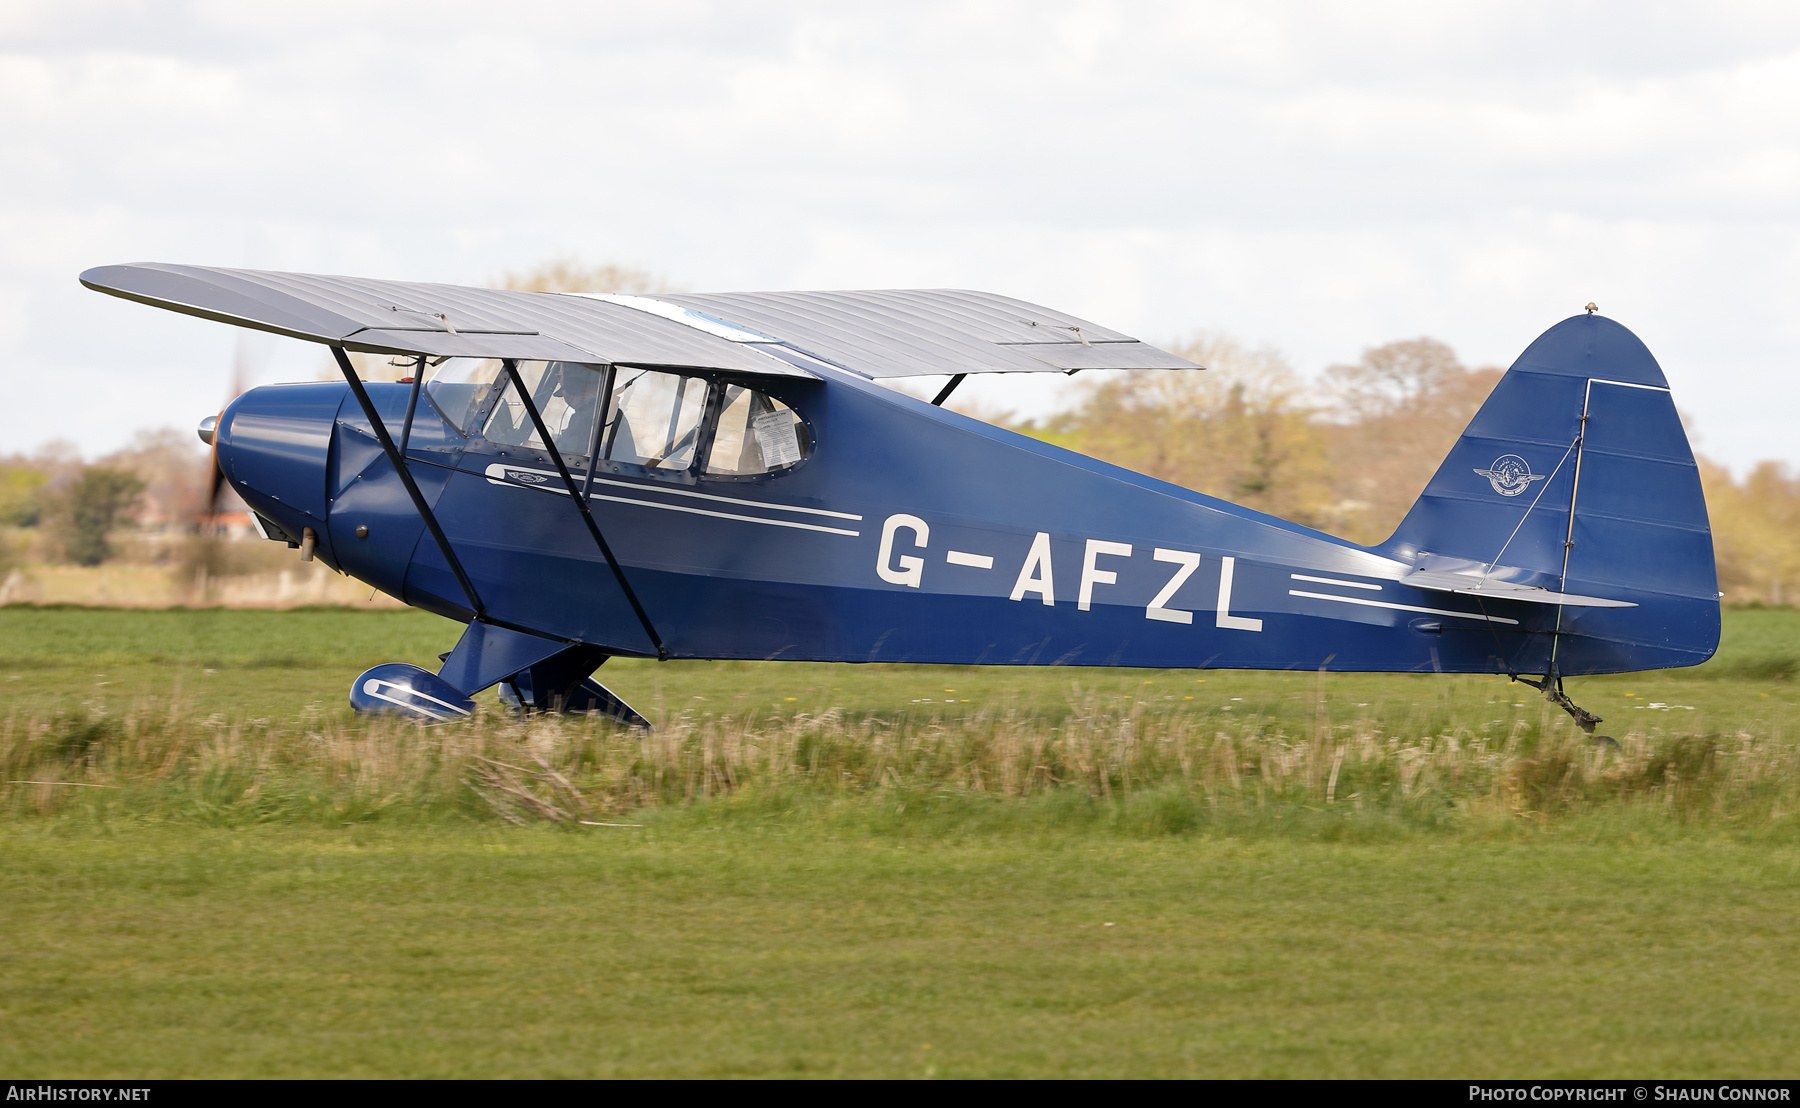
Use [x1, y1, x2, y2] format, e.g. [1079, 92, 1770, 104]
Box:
[424, 358, 503, 433]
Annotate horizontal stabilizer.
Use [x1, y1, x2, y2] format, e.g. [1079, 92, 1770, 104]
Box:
[1402, 570, 1637, 608]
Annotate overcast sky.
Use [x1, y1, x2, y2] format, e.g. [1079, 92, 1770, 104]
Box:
[3, 1, 1797, 471]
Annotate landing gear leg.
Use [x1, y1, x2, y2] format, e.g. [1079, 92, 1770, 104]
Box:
[496, 648, 650, 729]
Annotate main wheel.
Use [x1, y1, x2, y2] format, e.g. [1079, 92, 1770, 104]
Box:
[349, 663, 476, 722]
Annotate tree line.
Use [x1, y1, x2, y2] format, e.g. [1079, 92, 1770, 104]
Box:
[1014, 333, 1800, 606]
[1, 294, 1794, 604]
[0, 430, 206, 569]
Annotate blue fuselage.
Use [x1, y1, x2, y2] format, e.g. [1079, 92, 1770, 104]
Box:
[215, 357, 1711, 677]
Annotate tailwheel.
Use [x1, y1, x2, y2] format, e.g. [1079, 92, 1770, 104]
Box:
[1512, 670, 1617, 748]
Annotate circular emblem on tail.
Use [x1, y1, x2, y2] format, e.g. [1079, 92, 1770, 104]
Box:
[1474, 454, 1546, 497]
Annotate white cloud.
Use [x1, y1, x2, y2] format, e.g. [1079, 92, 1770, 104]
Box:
[0, 0, 1796, 470]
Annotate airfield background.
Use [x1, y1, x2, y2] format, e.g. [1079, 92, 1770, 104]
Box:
[5, 3, 1800, 1078]
[2, 259, 1793, 609]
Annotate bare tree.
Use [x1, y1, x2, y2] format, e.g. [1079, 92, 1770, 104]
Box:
[1320, 337, 1466, 421]
[1316, 339, 1502, 544]
[99, 429, 212, 529]
[496, 256, 679, 295]
[1047, 332, 1333, 527]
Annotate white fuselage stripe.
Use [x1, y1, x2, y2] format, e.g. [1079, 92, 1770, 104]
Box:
[1288, 590, 1520, 625]
[483, 465, 861, 535]
[1291, 573, 1382, 591]
[486, 462, 860, 520]
[586, 476, 862, 520]
[587, 493, 860, 536]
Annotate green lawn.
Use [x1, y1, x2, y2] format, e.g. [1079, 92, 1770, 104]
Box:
[2, 828, 1797, 1078]
[1, 605, 1797, 1077]
[3, 604, 1796, 733]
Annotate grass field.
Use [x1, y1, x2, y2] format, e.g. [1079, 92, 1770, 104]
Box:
[2, 605, 1798, 1077]
[3, 603, 1795, 727]
[4, 829, 1798, 1078]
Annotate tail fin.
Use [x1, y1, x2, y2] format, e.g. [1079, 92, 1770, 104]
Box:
[1379, 313, 1719, 673]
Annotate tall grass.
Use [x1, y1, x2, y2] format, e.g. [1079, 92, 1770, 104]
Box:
[4, 690, 1797, 837]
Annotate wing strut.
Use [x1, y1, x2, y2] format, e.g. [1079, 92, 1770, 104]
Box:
[397, 355, 425, 456]
[332, 346, 487, 621]
[501, 360, 669, 661]
[931, 374, 966, 406]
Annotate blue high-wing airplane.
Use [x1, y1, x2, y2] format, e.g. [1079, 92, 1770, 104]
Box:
[81, 265, 1719, 731]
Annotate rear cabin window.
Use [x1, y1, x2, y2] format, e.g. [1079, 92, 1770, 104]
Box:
[704, 385, 809, 475]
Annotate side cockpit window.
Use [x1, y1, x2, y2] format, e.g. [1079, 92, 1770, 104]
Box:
[704, 386, 809, 476]
[431, 358, 808, 478]
[484, 361, 604, 456]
